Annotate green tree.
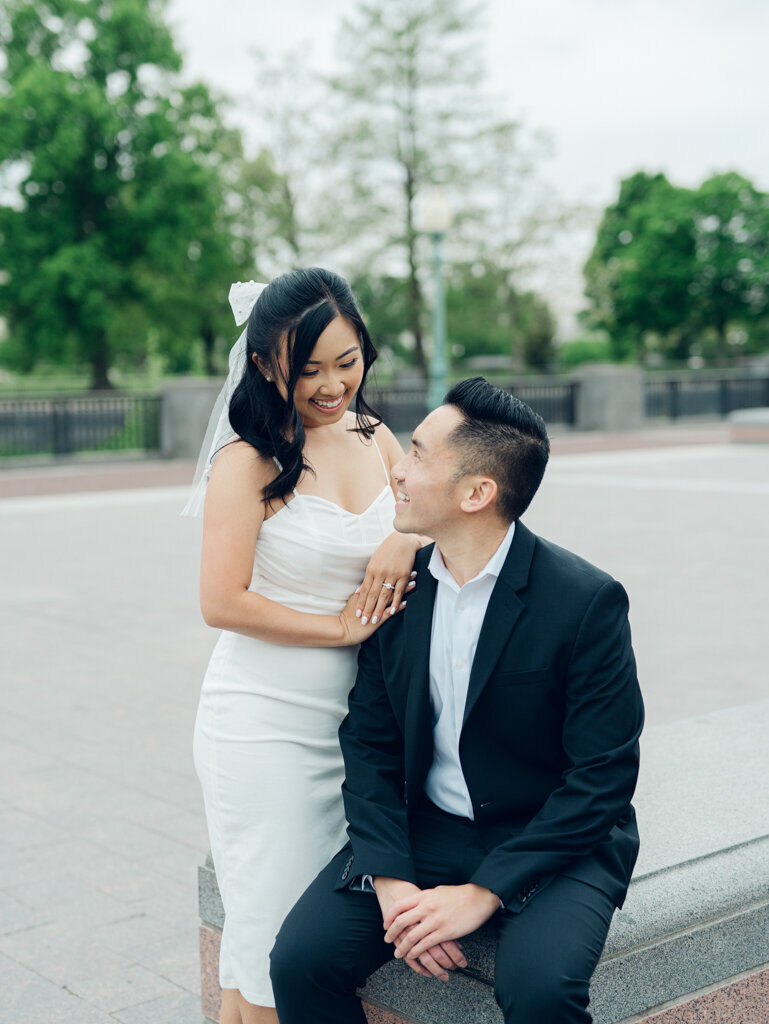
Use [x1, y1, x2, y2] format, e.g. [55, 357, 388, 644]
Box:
[446, 262, 555, 370]
[582, 170, 769, 362]
[582, 172, 697, 361]
[689, 172, 769, 361]
[324, 0, 550, 375]
[0, 0, 249, 387]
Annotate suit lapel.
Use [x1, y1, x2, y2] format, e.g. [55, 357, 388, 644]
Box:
[462, 521, 536, 727]
[403, 546, 438, 791]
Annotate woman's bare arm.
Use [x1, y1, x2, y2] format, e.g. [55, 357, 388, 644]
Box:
[353, 425, 430, 624]
[199, 441, 376, 647]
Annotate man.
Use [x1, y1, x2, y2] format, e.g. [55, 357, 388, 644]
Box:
[270, 377, 644, 1024]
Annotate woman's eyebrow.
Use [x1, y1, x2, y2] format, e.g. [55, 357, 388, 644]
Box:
[305, 346, 359, 365]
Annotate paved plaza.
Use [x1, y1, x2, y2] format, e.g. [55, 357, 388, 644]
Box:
[1, 426, 768, 1022]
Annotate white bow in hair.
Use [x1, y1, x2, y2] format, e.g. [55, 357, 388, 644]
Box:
[228, 280, 269, 326]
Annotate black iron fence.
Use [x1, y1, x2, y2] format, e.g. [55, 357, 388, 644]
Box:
[645, 373, 769, 419]
[371, 379, 578, 434]
[510, 380, 578, 427]
[3, 370, 768, 461]
[0, 393, 161, 458]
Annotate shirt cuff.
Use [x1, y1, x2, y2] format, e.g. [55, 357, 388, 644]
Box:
[348, 873, 376, 893]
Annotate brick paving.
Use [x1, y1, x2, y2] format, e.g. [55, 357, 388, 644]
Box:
[1, 421, 767, 1022]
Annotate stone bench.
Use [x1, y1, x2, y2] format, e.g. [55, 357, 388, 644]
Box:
[198, 699, 769, 1023]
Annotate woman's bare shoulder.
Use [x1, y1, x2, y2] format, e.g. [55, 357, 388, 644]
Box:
[209, 439, 275, 488]
[369, 419, 405, 463]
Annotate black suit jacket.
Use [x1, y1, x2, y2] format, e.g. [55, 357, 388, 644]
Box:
[336, 520, 644, 912]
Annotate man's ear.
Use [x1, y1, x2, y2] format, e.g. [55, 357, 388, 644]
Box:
[459, 476, 498, 514]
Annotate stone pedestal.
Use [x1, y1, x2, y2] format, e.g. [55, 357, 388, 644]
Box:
[729, 407, 769, 444]
[574, 364, 645, 432]
[159, 377, 224, 459]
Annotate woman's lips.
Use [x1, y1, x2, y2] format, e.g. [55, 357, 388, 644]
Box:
[310, 393, 345, 413]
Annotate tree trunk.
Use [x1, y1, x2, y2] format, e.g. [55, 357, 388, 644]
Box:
[715, 320, 729, 366]
[90, 335, 112, 390]
[202, 325, 216, 377]
[508, 289, 524, 375]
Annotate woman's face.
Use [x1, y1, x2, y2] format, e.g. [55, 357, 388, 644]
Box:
[269, 315, 365, 429]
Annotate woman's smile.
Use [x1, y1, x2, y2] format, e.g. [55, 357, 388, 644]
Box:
[310, 393, 346, 413]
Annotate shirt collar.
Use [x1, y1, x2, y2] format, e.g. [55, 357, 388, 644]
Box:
[428, 519, 516, 592]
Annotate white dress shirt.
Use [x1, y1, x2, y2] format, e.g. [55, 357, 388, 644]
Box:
[423, 520, 516, 819]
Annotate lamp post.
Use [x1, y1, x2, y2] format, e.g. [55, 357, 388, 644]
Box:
[417, 188, 453, 410]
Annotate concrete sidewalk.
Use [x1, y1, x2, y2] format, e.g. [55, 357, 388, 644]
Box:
[1, 424, 766, 1023]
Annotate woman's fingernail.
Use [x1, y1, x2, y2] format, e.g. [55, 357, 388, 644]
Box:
[361, 616, 368, 625]
[372, 615, 378, 624]
[389, 606, 397, 616]
[407, 581, 416, 589]
[410, 570, 417, 577]
[355, 609, 362, 618]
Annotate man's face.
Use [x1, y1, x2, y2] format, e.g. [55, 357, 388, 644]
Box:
[391, 404, 465, 536]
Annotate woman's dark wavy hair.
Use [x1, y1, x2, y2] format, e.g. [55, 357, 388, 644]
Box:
[227, 267, 381, 504]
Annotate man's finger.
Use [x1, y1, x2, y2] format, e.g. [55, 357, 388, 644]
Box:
[414, 949, 449, 982]
[402, 930, 452, 964]
[382, 895, 421, 929]
[384, 906, 424, 942]
[393, 920, 434, 958]
[426, 945, 457, 971]
[438, 940, 467, 968]
[404, 956, 431, 978]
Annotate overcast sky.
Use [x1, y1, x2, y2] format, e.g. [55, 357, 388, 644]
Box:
[166, 0, 769, 327]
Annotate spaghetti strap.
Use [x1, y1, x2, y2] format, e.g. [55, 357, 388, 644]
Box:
[370, 434, 390, 486]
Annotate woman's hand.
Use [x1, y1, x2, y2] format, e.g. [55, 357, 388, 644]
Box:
[336, 588, 406, 645]
[356, 532, 421, 625]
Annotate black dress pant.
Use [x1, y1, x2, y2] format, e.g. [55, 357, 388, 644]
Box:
[270, 801, 615, 1024]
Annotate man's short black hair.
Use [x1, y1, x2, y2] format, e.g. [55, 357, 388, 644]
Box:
[443, 376, 550, 522]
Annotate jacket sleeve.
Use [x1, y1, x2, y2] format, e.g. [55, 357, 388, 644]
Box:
[469, 579, 644, 908]
[336, 628, 417, 888]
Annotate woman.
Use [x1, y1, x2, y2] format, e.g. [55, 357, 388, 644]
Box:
[190, 268, 421, 1024]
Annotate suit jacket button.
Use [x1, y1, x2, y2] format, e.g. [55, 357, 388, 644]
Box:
[341, 867, 349, 880]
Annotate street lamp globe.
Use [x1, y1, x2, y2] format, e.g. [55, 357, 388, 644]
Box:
[417, 187, 453, 236]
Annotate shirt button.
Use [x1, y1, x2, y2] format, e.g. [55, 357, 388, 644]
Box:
[456, 660, 465, 670]
[458, 602, 466, 611]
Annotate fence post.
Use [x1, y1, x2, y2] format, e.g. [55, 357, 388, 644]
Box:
[719, 379, 731, 416]
[52, 398, 72, 455]
[668, 380, 680, 419]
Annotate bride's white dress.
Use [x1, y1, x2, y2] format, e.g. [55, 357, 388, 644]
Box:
[193, 442, 395, 1006]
